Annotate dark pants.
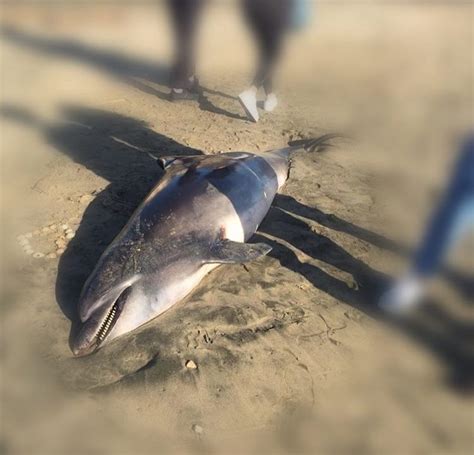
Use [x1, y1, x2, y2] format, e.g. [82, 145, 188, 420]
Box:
[242, 0, 293, 93]
[168, 0, 204, 89]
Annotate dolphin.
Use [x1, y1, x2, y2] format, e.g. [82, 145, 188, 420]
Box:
[70, 135, 335, 356]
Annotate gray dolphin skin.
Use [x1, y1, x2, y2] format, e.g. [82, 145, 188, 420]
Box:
[71, 136, 334, 356]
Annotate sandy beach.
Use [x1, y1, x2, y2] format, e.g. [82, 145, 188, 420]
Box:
[1, 1, 473, 453]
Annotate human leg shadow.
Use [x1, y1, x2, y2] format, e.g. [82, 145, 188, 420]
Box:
[197, 86, 248, 122]
[396, 302, 474, 390]
[0, 24, 171, 100]
[261, 194, 473, 389]
[0, 24, 249, 119]
[274, 193, 405, 254]
[0, 103, 203, 346]
[274, 194, 473, 302]
[257, 205, 388, 314]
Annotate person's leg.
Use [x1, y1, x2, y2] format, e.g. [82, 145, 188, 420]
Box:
[379, 136, 474, 313]
[251, 0, 292, 88]
[252, 33, 276, 91]
[238, 2, 263, 122]
[259, 36, 280, 112]
[262, 0, 293, 113]
[239, 0, 293, 120]
[168, 0, 203, 99]
[253, 34, 280, 113]
[413, 140, 474, 277]
[254, 32, 278, 91]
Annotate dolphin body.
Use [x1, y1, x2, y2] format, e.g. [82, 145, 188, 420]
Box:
[71, 136, 333, 356]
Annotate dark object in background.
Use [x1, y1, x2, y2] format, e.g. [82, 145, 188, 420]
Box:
[290, 0, 313, 31]
[167, 0, 204, 91]
[379, 133, 474, 313]
[241, 0, 293, 94]
[413, 134, 474, 277]
[169, 77, 201, 102]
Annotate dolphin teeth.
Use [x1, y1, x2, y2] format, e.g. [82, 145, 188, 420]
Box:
[96, 305, 118, 342]
[95, 286, 132, 345]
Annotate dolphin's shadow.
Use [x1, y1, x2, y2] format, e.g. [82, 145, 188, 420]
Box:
[0, 24, 246, 121]
[0, 24, 169, 100]
[0, 105, 205, 345]
[50, 108, 203, 343]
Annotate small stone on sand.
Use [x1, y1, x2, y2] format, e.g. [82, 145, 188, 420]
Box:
[185, 360, 197, 369]
[33, 252, 44, 258]
[47, 253, 57, 259]
[56, 248, 65, 255]
[49, 224, 57, 231]
[41, 227, 51, 234]
[192, 424, 203, 434]
[66, 232, 75, 239]
[61, 224, 69, 230]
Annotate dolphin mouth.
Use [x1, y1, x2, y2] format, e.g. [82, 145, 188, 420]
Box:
[95, 298, 121, 344]
[72, 286, 132, 357]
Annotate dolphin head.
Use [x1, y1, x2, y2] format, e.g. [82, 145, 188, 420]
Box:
[70, 241, 160, 357]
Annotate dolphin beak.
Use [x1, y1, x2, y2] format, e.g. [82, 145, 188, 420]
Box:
[72, 340, 98, 357]
[70, 286, 132, 357]
[70, 313, 103, 357]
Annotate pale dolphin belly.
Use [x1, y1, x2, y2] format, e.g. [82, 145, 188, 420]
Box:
[108, 262, 217, 340]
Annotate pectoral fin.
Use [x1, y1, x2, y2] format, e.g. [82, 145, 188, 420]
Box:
[206, 239, 272, 264]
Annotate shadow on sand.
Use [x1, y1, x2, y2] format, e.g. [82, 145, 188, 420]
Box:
[0, 24, 247, 121]
[0, 104, 203, 345]
[1, 102, 472, 389]
[274, 194, 473, 302]
[258, 195, 473, 390]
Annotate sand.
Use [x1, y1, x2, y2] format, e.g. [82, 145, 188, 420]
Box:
[1, 2, 473, 453]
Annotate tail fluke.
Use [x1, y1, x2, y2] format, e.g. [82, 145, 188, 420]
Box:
[288, 133, 343, 153]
